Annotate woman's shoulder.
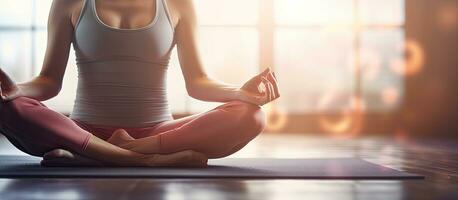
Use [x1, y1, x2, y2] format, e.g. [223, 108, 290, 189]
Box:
[167, 0, 195, 12]
[166, 0, 196, 23]
[48, 0, 85, 27]
[50, 0, 84, 14]
[164, 0, 195, 27]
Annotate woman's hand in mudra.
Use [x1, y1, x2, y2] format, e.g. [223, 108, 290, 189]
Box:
[0, 67, 22, 102]
[238, 68, 280, 106]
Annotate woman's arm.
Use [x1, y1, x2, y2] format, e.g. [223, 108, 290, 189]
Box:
[174, 0, 238, 102]
[174, 0, 280, 106]
[1, 0, 76, 101]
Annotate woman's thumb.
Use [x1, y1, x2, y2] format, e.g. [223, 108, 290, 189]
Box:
[253, 68, 270, 82]
[260, 67, 271, 76]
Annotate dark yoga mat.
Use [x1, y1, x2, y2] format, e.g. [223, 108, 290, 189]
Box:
[0, 156, 423, 179]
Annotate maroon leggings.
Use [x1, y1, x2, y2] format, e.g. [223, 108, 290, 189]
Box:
[0, 97, 265, 157]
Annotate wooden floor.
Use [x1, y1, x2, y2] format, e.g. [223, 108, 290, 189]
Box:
[0, 134, 457, 200]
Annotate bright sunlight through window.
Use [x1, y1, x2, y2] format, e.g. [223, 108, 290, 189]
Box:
[0, 0, 405, 114]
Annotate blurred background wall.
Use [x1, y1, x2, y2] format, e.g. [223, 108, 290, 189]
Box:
[401, 0, 457, 138]
[0, 0, 456, 137]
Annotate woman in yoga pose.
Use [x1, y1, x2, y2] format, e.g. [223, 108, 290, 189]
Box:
[0, 0, 279, 167]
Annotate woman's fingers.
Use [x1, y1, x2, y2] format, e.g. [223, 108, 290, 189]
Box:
[260, 77, 270, 103]
[0, 69, 20, 101]
[268, 81, 276, 100]
[266, 72, 280, 99]
[258, 68, 279, 99]
[257, 76, 266, 94]
[256, 68, 271, 81]
[0, 68, 15, 88]
[0, 82, 9, 101]
[259, 67, 271, 77]
[1, 89, 20, 101]
[241, 69, 280, 106]
[264, 75, 276, 100]
[261, 77, 273, 103]
[0, 82, 4, 100]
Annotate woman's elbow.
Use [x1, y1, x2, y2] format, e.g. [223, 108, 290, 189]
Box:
[49, 86, 62, 98]
[186, 86, 200, 99]
[35, 86, 60, 101]
[40, 76, 62, 98]
[185, 76, 209, 100]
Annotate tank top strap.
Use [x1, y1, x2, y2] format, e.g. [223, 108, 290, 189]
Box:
[87, 0, 95, 15]
[74, 0, 92, 31]
[160, 0, 175, 31]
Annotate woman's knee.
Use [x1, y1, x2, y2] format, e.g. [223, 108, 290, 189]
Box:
[1, 97, 42, 118]
[1, 97, 87, 156]
[231, 101, 266, 137]
[0, 97, 54, 156]
[1, 97, 49, 127]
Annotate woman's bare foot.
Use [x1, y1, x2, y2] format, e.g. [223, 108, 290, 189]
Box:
[40, 148, 208, 167]
[42, 130, 137, 167]
[41, 149, 104, 167]
[42, 132, 208, 168]
[105, 129, 208, 167]
[107, 129, 161, 154]
[107, 129, 135, 148]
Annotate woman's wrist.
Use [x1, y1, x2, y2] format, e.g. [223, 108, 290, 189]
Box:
[232, 88, 244, 101]
[233, 88, 257, 105]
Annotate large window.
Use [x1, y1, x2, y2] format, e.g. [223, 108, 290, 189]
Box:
[274, 0, 405, 113]
[0, 0, 405, 115]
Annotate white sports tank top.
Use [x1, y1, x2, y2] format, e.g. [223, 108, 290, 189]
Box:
[70, 0, 175, 127]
